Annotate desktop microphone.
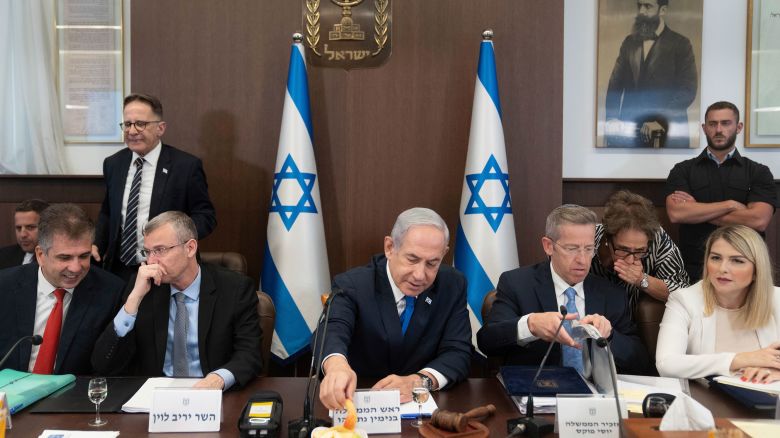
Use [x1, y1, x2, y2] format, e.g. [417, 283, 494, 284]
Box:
[596, 337, 624, 438]
[506, 305, 568, 438]
[0, 334, 43, 369]
[289, 287, 343, 438]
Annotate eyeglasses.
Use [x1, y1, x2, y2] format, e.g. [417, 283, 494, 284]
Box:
[609, 238, 649, 260]
[119, 120, 163, 131]
[549, 239, 596, 257]
[140, 242, 187, 258]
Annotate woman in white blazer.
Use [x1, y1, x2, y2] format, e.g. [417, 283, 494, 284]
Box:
[656, 225, 780, 383]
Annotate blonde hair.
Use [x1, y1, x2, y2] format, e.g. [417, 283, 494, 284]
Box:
[701, 225, 774, 329]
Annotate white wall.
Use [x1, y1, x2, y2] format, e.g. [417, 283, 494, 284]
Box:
[563, 0, 779, 179]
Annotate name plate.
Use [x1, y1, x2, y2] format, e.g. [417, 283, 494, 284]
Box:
[148, 388, 221, 432]
[556, 395, 626, 437]
[331, 389, 401, 434]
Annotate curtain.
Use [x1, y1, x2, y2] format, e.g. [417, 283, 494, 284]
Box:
[0, 0, 67, 174]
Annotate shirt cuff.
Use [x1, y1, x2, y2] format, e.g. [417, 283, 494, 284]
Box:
[211, 369, 235, 391]
[517, 314, 539, 346]
[422, 367, 447, 390]
[321, 353, 347, 373]
[113, 307, 137, 337]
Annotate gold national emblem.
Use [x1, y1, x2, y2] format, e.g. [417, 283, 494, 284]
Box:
[304, 0, 392, 69]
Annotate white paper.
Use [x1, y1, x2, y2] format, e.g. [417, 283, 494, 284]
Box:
[714, 375, 780, 395]
[121, 377, 201, 413]
[400, 396, 438, 418]
[616, 374, 686, 413]
[38, 431, 119, 438]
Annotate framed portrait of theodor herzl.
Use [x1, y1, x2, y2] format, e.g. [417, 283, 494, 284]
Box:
[595, 0, 703, 149]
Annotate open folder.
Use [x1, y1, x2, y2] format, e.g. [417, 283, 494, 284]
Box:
[0, 369, 75, 414]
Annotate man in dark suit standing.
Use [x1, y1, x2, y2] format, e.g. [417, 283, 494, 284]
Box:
[0, 199, 49, 269]
[93, 93, 216, 280]
[605, 0, 697, 148]
[0, 204, 124, 375]
[92, 211, 262, 390]
[317, 208, 472, 410]
[477, 204, 649, 375]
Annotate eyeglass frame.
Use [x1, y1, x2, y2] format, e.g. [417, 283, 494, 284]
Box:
[140, 241, 190, 258]
[119, 120, 164, 132]
[546, 237, 597, 257]
[608, 237, 649, 260]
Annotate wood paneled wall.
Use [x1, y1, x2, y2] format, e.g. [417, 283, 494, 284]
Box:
[1, 1, 563, 280]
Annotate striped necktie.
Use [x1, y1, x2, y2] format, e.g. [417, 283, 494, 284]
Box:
[120, 157, 145, 265]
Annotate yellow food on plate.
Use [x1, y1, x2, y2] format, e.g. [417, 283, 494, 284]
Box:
[310, 426, 363, 438]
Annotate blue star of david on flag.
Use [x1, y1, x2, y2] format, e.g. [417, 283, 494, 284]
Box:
[464, 154, 511, 232]
[269, 153, 317, 231]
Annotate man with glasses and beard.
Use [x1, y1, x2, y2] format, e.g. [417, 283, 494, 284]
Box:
[665, 101, 778, 282]
[605, 0, 697, 148]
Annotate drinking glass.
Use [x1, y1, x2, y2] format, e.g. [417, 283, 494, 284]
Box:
[644, 395, 669, 418]
[88, 377, 108, 426]
[411, 378, 431, 428]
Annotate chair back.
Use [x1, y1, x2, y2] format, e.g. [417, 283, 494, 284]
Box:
[635, 293, 666, 363]
[481, 290, 498, 322]
[200, 251, 247, 274]
[256, 291, 275, 376]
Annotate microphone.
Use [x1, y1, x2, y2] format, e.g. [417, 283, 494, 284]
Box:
[289, 288, 343, 438]
[506, 305, 568, 437]
[0, 334, 43, 369]
[595, 337, 624, 438]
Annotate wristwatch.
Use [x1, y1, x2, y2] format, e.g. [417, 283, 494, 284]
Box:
[639, 273, 649, 289]
[415, 372, 434, 390]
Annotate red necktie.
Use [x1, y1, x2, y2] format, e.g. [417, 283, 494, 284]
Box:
[32, 288, 66, 374]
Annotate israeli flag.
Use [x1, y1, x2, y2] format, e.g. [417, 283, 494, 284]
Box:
[261, 36, 330, 362]
[454, 32, 519, 347]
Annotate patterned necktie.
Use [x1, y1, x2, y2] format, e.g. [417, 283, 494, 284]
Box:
[32, 288, 66, 374]
[400, 296, 415, 335]
[561, 287, 584, 374]
[119, 157, 145, 265]
[172, 292, 190, 377]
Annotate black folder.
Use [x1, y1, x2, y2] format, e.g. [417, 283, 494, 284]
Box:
[707, 378, 778, 411]
[29, 376, 147, 413]
[499, 365, 592, 396]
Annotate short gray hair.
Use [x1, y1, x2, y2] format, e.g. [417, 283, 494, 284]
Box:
[545, 204, 598, 240]
[391, 207, 449, 248]
[143, 211, 197, 243]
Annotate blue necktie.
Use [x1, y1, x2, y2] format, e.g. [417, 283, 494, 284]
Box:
[400, 296, 415, 335]
[561, 287, 584, 374]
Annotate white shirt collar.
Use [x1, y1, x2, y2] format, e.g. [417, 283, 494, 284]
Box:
[548, 261, 584, 300]
[132, 141, 162, 166]
[37, 266, 75, 297]
[385, 260, 406, 304]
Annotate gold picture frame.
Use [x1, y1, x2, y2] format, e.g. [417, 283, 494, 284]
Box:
[745, 0, 780, 147]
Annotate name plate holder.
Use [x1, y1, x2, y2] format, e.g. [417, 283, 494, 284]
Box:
[555, 394, 627, 438]
[148, 388, 222, 433]
[331, 389, 401, 434]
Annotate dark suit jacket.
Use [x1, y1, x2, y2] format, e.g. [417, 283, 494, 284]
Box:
[0, 263, 124, 375]
[95, 144, 216, 272]
[477, 262, 650, 375]
[0, 244, 26, 270]
[318, 255, 472, 386]
[605, 25, 697, 148]
[91, 263, 263, 388]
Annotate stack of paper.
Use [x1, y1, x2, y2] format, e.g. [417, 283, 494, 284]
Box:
[38, 431, 119, 438]
[616, 374, 686, 414]
[121, 378, 201, 413]
[713, 375, 780, 394]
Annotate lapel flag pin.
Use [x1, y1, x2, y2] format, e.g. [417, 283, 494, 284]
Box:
[425, 297, 432, 305]
[162, 168, 168, 174]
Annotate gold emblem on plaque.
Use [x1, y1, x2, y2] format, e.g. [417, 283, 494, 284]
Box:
[303, 0, 392, 69]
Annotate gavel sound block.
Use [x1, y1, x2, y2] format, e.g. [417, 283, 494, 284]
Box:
[419, 404, 496, 438]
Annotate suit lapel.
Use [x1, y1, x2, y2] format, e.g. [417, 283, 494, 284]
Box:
[149, 145, 171, 218]
[375, 261, 405, 370]
[583, 276, 605, 316]
[55, 272, 94, 373]
[16, 268, 38, 370]
[153, 284, 172, 370]
[197, 266, 217, 374]
[630, 41, 642, 86]
[405, 287, 434, 344]
[111, 150, 132, 232]
[535, 264, 559, 312]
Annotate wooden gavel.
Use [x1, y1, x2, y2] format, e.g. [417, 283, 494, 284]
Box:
[430, 404, 496, 432]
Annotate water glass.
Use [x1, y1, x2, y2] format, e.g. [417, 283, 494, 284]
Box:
[88, 377, 108, 426]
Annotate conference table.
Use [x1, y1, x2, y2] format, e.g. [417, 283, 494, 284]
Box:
[7, 377, 772, 437]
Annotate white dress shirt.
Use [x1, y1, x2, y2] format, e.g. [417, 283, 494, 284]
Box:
[516, 261, 586, 345]
[120, 141, 161, 263]
[28, 268, 74, 371]
[23, 252, 34, 264]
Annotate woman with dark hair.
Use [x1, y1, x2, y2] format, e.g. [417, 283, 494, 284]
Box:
[591, 190, 689, 315]
[656, 225, 780, 382]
